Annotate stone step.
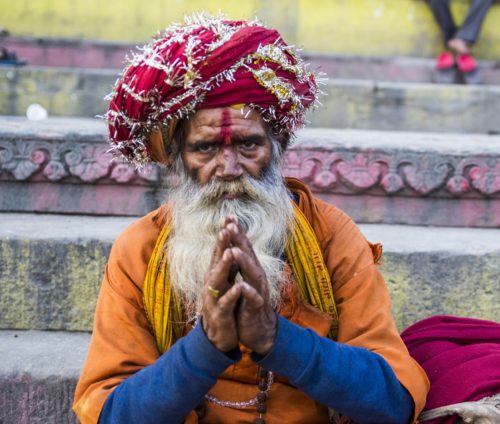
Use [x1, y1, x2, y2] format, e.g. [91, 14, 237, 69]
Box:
[305, 54, 500, 85]
[3, 34, 500, 84]
[2, 66, 500, 133]
[1, 116, 499, 227]
[0, 330, 87, 423]
[1, 213, 499, 333]
[312, 79, 500, 134]
[2, 0, 500, 60]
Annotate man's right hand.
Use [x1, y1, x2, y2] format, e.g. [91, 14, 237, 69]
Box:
[201, 226, 241, 352]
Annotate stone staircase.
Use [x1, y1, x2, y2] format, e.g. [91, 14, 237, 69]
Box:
[3, 65, 500, 134]
[1, 49, 499, 422]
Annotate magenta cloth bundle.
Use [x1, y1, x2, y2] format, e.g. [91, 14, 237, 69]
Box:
[401, 315, 500, 424]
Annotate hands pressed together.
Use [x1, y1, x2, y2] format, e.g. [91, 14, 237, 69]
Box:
[201, 215, 277, 355]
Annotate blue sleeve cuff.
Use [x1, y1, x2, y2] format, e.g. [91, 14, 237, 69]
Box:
[99, 322, 240, 424]
[251, 316, 413, 424]
[250, 315, 316, 381]
[182, 321, 242, 374]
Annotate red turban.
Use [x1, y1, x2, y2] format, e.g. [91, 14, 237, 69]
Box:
[106, 13, 321, 165]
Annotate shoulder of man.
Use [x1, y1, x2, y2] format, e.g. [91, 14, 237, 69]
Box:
[106, 206, 168, 292]
[286, 177, 382, 282]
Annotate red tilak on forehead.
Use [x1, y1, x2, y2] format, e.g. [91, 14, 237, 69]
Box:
[220, 109, 232, 146]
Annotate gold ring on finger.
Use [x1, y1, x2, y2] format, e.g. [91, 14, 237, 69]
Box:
[207, 285, 221, 299]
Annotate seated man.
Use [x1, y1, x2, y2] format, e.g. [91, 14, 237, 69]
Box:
[73, 14, 429, 424]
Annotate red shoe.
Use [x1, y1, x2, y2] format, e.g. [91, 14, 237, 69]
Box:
[436, 52, 454, 70]
[457, 54, 477, 73]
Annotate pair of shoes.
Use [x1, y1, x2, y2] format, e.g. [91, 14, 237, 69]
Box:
[433, 52, 481, 84]
[435, 52, 477, 71]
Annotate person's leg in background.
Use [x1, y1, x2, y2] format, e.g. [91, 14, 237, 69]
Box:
[428, 0, 457, 81]
[429, 0, 457, 46]
[428, 0, 493, 82]
[450, 0, 493, 78]
[451, 0, 493, 49]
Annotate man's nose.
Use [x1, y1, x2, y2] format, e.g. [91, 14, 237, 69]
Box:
[216, 146, 243, 180]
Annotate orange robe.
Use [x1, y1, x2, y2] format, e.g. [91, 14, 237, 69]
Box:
[73, 178, 429, 423]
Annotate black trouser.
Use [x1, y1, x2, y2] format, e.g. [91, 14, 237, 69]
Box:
[429, 0, 493, 44]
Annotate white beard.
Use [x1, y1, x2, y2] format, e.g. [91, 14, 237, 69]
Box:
[166, 154, 294, 319]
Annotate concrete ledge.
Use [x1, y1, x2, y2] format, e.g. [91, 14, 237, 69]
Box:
[2, 117, 499, 226]
[0, 330, 88, 424]
[2, 66, 500, 133]
[0, 66, 116, 118]
[1, 213, 499, 332]
[0, 214, 133, 332]
[0, 116, 162, 216]
[2, 0, 500, 59]
[3, 34, 500, 85]
[315, 79, 500, 134]
[305, 54, 500, 85]
[360, 224, 500, 330]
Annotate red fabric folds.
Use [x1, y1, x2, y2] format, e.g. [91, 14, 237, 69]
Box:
[401, 315, 500, 424]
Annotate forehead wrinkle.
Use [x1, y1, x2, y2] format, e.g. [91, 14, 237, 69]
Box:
[185, 108, 269, 146]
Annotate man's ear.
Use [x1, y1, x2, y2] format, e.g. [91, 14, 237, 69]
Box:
[276, 132, 291, 152]
[148, 129, 171, 165]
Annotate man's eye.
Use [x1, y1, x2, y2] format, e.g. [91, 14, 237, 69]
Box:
[240, 140, 257, 150]
[196, 144, 216, 153]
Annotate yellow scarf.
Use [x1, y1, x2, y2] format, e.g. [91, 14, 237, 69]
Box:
[143, 203, 338, 354]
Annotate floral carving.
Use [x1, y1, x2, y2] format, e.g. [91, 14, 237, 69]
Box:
[401, 160, 450, 195]
[0, 138, 499, 200]
[468, 164, 500, 195]
[380, 171, 404, 194]
[284, 147, 499, 198]
[0, 139, 158, 185]
[65, 145, 113, 182]
[336, 154, 381, 191]
[447, 175, 470, 194]
[109, 163, 137, 183]
[0, 142, 50, 180]
[43, 160, 68, 181]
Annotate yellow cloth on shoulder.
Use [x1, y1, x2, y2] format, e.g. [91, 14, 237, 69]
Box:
[143, 203, 338, 354]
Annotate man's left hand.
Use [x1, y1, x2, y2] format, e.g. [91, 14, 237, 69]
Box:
[224, 217, 278, 356]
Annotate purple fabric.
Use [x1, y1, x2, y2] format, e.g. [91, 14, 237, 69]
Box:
[401, 315, 500, 424]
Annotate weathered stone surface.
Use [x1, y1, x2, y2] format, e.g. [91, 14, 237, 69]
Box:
[1, 214, 499, 332]
[3, 35, 500, 85]
[289, 129, 500, 227]
[2, 66, 500, 133]
[313, 80, 500, 134]
[0, 214, 134, 331]
[303, 54, 500, 85]
[0, 66, 116, 118]
[0, 36, 132, 69]
[2, 0, 500, 59]
[361, 224, 500, 330]
[0, 116, 163, 216]
[1, 117, 499, 226]
[0, 330, 88, 423]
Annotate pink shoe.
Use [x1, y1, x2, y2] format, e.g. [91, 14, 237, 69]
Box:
[457, 54, 477, 73]
[436, 52, 454, 70]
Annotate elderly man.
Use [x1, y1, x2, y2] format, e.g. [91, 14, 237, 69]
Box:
[74, 14, 429, 424]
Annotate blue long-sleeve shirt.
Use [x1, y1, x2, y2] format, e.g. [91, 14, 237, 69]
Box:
[99, 316, 413, 424]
